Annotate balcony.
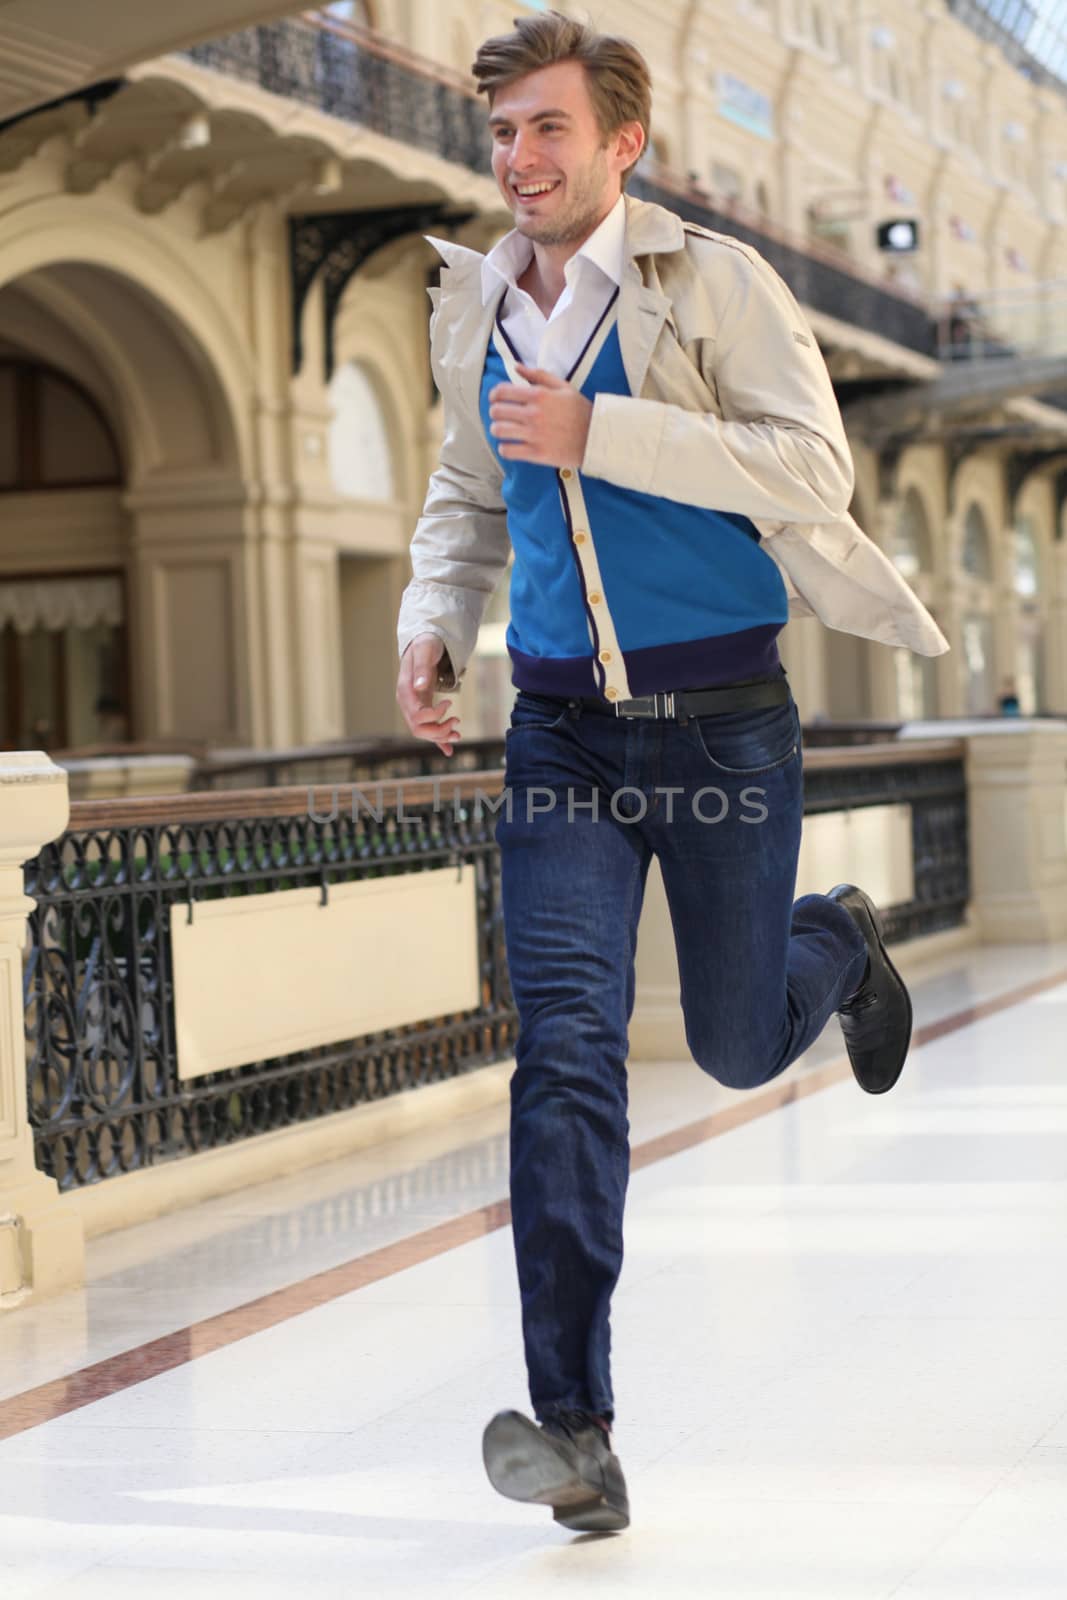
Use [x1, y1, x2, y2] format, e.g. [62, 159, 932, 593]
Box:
[180, 12, 939, 362]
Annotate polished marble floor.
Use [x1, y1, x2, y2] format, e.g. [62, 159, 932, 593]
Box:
[3, 939, 1067, 1598]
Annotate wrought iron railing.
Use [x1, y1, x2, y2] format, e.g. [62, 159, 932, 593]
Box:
[23, 775, 515, 1192]
[179, 13, 940, 359]
[627, 173, 937, 359]
[183, 14, 493, 175]
[802, 742, 969, 943]
[193, 736, 507, 790]
[190, 723, 923, 789]
[23, 742, 968, 1190]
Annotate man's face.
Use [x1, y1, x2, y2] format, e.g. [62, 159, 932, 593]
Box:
[488, 60, 640, 247]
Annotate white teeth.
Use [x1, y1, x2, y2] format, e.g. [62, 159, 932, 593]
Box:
[515, 181, 558, 196]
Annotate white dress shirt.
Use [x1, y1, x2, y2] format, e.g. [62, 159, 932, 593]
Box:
[480, 194, 626, 377]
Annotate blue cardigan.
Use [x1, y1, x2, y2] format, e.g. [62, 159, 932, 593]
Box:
[479, 295, 789, 699]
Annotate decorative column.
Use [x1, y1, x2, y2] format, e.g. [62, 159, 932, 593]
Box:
[0, 755, 85, 1308]
[870, 497, 904, 719]
[899, 720, 1067, 942]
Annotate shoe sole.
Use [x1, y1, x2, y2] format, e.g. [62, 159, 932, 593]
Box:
[482, 1411, 629, 1531]
[834, 886, 913, 1094]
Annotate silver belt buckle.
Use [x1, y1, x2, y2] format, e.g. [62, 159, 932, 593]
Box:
[614, 692, 675, 719]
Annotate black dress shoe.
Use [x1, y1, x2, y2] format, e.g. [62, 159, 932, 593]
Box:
[482, 1407, 630, 1532]
[828, 884, 913, 1094]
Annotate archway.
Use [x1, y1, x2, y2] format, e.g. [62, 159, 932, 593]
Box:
[1011, 512, 1045, 714]
[890, 486, 940, 718]
[0, 356, 124, 750]
[959, 502, 996, 715]
[0, 253, 253, 747]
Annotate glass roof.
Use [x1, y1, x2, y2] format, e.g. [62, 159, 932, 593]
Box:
[948, 0, 1067, 89]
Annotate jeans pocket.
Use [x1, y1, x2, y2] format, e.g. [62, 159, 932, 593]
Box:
[506, 693, 574, 737]
[689, 700, 800, 776]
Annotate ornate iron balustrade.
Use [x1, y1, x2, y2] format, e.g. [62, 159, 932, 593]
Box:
[193, 735, 507, 790]
[802, 743, 969, 943]
[183, 16, 493, 175]
[627, 174, 937, 359]
[23, 743, 969, 1190]
[23, 776, 515, 1192]
[179, 16, 939, 360]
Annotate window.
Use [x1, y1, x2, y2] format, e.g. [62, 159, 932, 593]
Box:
[0, 361, 121, 493]
[0, 576, 128, 750]
[962, 613, 995, 714]
[893, 489, 933, 581]
[328, 362, 396, 502]
[962, 503, 993, 580]
[1013, 518, 1039, 599]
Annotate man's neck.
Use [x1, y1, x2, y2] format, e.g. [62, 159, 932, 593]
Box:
[514, 194, 621, 316]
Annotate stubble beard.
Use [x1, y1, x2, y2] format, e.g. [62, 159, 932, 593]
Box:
[512, 149, 614, 248]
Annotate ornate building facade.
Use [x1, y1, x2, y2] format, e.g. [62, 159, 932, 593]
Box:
[0, 0, 1065, 752]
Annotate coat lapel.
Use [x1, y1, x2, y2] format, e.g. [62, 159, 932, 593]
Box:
[618, 269, 673, 398]
[614, 197, 685, 399]
[425, 236, 505, 420]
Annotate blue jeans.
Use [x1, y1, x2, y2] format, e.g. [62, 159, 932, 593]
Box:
[495, 679, 869, 1427]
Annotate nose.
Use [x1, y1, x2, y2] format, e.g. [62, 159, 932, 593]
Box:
[506, 129, 538, 173]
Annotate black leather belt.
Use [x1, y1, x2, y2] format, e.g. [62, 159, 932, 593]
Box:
[578, 677, 791, 720]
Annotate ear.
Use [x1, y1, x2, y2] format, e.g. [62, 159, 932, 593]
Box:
[614, 120, 645, 171]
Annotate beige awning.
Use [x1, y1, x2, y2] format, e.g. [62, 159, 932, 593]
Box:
[0, 2, 315, 121]
[0, 576, 123, 634]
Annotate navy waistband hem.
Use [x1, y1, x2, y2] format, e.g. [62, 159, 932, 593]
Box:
[508, 627, 784, 699]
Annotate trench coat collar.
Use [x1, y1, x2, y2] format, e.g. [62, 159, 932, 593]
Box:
[424, 196, 685, 412]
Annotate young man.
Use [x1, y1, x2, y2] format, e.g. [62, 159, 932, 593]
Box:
[396, 12, 947, 1534]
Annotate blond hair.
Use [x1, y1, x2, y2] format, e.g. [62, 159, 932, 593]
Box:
[472, 10, 651, 189]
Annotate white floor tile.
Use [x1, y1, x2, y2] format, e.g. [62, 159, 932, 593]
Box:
[3, 938, 1067, 1599]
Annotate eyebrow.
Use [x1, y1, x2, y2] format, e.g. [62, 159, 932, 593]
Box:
[487, 108, 573, 127]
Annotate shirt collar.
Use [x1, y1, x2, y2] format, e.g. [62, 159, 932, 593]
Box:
[480, 193, 627, 307]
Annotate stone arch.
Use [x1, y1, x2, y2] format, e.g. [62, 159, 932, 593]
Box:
[1009, 475, 1059, 713]
[327, 358, 400, 503]
[882, 486, 941, 720]
[0, 201, 259, 745]
[330, 246, 434, 512]
[0, 197, 254, 479]
[957, 500, 997, 715]
[893, 486, 935, 579]
[822, 486, 876, 720]
[328, 253, 431, 738]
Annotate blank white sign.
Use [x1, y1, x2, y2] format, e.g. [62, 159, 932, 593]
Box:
[172, 865, 481, 1080]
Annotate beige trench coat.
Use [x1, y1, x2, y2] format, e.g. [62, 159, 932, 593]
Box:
[397, 195, 948, 687]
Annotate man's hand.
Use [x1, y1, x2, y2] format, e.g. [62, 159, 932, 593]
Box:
[488, 364, 593, 468]
[396, 634, 461, 757]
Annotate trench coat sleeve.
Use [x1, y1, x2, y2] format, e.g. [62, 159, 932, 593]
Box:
[580, 241, 855, 524]
[397, 307, 510, 690]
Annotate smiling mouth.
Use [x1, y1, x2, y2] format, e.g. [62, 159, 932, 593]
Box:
[511, 180, 561, 201]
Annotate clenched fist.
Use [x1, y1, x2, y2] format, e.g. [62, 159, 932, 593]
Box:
[488, 364, 593, 468]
